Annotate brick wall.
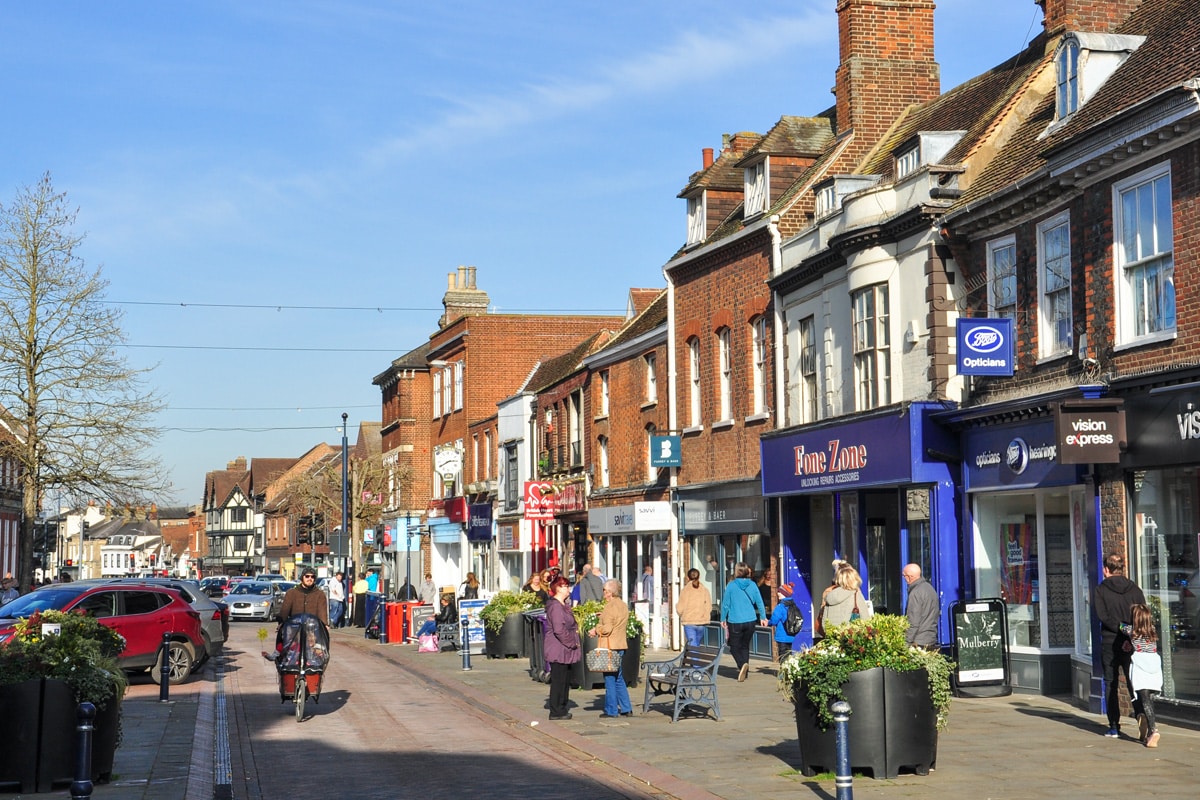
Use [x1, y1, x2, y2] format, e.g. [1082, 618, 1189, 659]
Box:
[589, 343, 671, 491]
[1038, 0, 1144, 35]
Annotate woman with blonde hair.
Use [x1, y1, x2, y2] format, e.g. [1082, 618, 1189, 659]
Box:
[820, 562, 871, 630]
[588, 579, 634, 717]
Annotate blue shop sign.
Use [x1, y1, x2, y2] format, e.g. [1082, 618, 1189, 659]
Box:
[964, 418, 1079, 490]
[649, 435, 682, 467]
[428, 518, 463, 543]
[762, 412, 918, 496]
[957, 318, 1014, 376]
[467, 503, 493, 542]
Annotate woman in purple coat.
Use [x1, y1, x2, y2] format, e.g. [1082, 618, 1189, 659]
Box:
[544, 576, 581, 720]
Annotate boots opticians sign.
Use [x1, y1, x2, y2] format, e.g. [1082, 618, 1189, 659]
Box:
[957, 318, 1014, 376]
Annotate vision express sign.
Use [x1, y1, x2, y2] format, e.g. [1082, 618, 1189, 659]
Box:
[1054, 400, 1125, 464]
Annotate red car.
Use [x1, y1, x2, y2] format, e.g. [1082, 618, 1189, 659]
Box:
[0, 582, 204, 684]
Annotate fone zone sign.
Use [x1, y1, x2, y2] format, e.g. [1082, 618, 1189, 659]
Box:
[1054, 399, 1125, 464]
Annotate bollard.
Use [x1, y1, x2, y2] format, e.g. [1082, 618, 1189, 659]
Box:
[70, 702, 95, 799]
[832, 700, 853, 800]
[460, 614, 472, 671]
[159, 632, 172, 702]
[380, 601, 389, 644]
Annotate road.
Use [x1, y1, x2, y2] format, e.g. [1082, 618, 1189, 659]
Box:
[218, 621, 669, 800]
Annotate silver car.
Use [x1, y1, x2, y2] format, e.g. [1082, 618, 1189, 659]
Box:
[225, 581, 284, 622]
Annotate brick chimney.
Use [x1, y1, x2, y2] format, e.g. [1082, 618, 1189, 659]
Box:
[1036, 0, 1143, 36]
[439, 265, 491, 328]
[227, 456, 247, 471]
[834, 0, 940, 145]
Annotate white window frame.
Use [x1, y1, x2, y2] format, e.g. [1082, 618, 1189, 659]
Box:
[484, 430, 492, 480]
[1037, 212, 1073, 358]
[432, 370, 442, 418]
[1114, 162, 1175, 344]
[600, 370, 610, 416]
[598, 436, 609, 488]
[718, 328, 732, 422]
[852, 284, 890, 411]
[987, 235, 1017, 320]
[744, 160, 768, 217]
[471, 435, 480, 483]
[798, 315, 818, 424]
[751, 317, 767, 415]
[644, 353, 657, 404]
[1056, 40, 1080, 120]
[895, 145, 920, 179]
[441, 367, 453, 416]
[688, 337, 701, 427]
[454, 360, 464, 411]
[687, 193, 706, 245]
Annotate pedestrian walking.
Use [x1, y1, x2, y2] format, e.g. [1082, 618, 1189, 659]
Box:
[820, 563, 871, 631]
[460, 571, 480, 600]
[578, 564, 604, 603]
[902, 563, 940, 648]
[1094, 552, 1147, 738]
[677, 568, 712, 646]
[768, 583, 801, 659]
[720, 562, 766, 682]
[327, 571, 346, 628]
[589, 579, 633, 718]
[638, 565, 654, 603]
[419, 573, 438, 606]
[1121, 603, 1163, 747]
[351, 572, 368, 627]
[544, 576, 581, 720]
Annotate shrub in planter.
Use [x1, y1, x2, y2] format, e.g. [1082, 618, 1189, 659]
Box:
[481, 591, 538, 659]
[573, 600, 645, 689]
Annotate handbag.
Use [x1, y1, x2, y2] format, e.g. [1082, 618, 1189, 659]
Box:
[586, 636, 622, 672]
[418, 633, 439, 653]
[850, 596, 861, 622]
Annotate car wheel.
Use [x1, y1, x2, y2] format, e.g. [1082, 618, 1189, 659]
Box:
[151, 641, 195, 685]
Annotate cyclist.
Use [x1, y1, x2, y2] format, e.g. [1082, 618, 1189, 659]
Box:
[279, 567, 330, 627]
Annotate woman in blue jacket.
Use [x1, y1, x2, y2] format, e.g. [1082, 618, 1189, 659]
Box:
[721, 562, 766, 681]
[768, 582, 799, 660]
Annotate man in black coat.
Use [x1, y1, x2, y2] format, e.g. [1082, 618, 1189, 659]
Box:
[1093, 552, 1146, 738]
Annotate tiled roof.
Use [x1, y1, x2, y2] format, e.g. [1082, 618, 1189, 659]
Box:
[627, 288, 662, 318]
[205, 467, 249, 509]
[527, 332, 610, 393]
[605, 289, 667, 349]
[678, 132, 764, 196]
[735, 115, 835, 164]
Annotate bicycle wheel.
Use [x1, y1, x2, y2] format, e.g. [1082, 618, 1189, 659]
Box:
[295, 679, 306, 722]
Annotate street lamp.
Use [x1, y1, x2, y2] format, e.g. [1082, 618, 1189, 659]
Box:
[405, 511, 414, 600]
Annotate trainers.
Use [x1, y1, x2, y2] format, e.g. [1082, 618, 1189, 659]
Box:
[1138, 714, 1149, 743]
[738, 663, 749, 682]
[1104, 727, 1120, 738]
[1145, 730, 1160, 748]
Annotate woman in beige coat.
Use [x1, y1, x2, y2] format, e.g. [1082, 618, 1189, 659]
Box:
[589, 579, 633, 718]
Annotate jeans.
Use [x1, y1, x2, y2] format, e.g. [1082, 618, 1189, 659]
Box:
[603, 652, 632, 716]
[683, 625, 705, 646]
[727, 621, 756, 668]
[1101, 639, 1140, 727]
[329, 599, 345, 628]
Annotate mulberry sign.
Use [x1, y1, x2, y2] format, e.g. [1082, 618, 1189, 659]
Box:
[957, 318, 1014, 376]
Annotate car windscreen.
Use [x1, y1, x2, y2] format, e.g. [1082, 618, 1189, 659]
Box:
[0, 585, 89, 618]
[230, 584, 272, 596]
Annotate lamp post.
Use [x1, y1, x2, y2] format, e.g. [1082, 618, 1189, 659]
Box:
[405, 511, 414, 600]
[341, 412, 349, 572]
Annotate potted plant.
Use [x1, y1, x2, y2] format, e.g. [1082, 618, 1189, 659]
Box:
[0, 609, 128, 792]
[480, 590, 538, 659]
[573, 600, 645, 689]
[778, 614, 952, 779]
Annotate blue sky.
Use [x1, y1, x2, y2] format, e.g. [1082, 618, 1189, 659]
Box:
[0, 1, 1044, 505]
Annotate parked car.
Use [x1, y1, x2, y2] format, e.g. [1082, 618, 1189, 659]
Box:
[0, 582, 204, 684]
[199, 576, 230, 598]
[257, 573, 286, 583]
[225, 581, 285, 621]
[102, 577, 227, 660]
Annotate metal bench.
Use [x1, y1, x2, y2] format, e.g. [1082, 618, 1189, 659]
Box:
[641, 632, 724, 722]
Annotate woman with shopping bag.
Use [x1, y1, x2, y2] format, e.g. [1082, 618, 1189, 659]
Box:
[588, 579, 633, 718]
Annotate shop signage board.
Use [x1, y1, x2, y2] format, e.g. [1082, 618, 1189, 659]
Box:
[467, 503, 493, 542]
[459, 598, 488, 654]
[950, 598, 1012, 697]
[963, 417, 1079, 490]
[760, 412, 915, 495]
[1054, 400, 1125, 464]
[523, 481, 555, 521]
[957, 318, 1014, 376]
[649, 435, 682, 467]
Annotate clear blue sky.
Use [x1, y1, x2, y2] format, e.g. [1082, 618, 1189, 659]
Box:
[0, 1, 1044, 505]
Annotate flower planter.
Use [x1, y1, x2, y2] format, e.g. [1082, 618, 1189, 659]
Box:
[793, 667, 936, 779]
[0, 678, 122, 793]
[572, 634, 641, 689]
[485, 612, 527, 659]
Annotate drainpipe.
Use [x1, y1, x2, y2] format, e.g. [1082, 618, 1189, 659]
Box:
[664, 263, 681, 651]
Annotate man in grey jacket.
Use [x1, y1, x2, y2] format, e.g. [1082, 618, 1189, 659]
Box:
[578, 564, 605, 603]
[902, 564, 940, 649]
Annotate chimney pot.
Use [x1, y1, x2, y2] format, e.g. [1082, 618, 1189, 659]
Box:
[702, 148, 714, 168]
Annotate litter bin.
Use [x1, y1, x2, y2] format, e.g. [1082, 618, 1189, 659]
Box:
[525, 609, 549, 683]
[385, 602, 409, 643]
[364, 592, 383, 639]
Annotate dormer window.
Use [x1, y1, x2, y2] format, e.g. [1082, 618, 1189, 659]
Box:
[895, 146, 920, 179]
[687, 193, 706, 245]
[744, 160, 768, 217]
[1056, 39, 1080, 119]
[815, 184, 837, 218]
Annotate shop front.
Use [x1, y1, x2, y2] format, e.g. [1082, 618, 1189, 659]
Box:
[959, 414, 1092, 697]
[1120, 386, 1200, 723]
[495, 514, 530, 592]
[466, 503, 494, 594]
[676, 480, 772, 658]
[761, 403, 960, 650]
[587, 501, 671, 647]
[427, 499, 465, 595]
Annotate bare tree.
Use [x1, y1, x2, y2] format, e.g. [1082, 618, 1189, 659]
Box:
[0, 173, 167, 591]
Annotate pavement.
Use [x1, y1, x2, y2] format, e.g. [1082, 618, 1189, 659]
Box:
[53, 628, 1200, 800]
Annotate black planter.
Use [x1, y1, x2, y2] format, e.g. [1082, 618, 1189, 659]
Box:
[0, 678, 123, 793]
[572, 634, 641, 690]
[793, 667, 936, 779]
[485, 612, 527, 659]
